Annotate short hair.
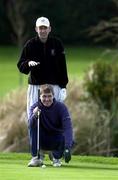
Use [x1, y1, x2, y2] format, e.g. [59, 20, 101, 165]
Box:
[39, 84, 54, 95]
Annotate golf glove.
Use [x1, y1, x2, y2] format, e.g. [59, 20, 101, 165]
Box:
[28, 61, 40, 67]
[64, 148, 71, 163]
[59, 88, 67, 102]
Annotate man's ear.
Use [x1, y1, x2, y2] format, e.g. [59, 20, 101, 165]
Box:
[35, 27, 38, 33]
[49, 26, 51, 33]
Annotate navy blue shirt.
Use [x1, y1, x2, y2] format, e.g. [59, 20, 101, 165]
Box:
[29, 99, 73, 148]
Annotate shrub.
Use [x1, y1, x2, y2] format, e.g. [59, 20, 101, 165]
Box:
[84, 60, 118, 155]
[66, 79, 112, 156]
[0, 88, 29, 152]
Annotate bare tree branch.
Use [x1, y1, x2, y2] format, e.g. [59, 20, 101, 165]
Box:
[87, 0, 118, 46]
[5, 0, 30, 47]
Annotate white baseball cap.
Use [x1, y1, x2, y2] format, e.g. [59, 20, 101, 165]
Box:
[36, 17, 50, 27]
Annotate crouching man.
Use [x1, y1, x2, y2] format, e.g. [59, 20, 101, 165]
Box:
[28, 84, 73, 167]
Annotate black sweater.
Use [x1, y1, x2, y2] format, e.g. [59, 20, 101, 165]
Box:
[17, 36, 68, 88]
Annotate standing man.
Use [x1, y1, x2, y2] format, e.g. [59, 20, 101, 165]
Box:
[17, 16, 68, 119]
[28, 84, 73, 167]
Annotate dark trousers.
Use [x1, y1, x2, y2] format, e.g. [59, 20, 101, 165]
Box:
[29, 125, 65, 159]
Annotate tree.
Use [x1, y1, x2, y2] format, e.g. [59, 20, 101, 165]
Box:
[4, 0, 32, 47]
[87, 0, 118, 46]
[2, 0, 118, 45]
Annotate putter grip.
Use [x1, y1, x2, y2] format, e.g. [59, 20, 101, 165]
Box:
[38, 111, 40, 116]
[38, 109, 41, 116]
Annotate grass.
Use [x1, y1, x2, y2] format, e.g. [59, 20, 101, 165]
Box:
[0, 46, 27, 97]
[0, 45, 116, 97]
[66, 46, 117, 78]
[1, 153, 118, 180]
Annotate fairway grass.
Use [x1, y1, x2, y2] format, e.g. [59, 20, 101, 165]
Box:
[1, 153, 118, 180]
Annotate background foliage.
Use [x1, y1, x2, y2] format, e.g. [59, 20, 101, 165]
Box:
[1, 0, 118, 46]
[84, 60, 118, 155]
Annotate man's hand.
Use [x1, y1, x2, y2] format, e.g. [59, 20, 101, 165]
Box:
[33, 107, 41, 117]
[64, 148, 71, 163]
[28, 61, 40, 67]
[59, 88, 67, 102]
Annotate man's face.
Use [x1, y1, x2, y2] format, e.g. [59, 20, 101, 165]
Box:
[40, 92, 54, 107]
[35, 26, 51, 40]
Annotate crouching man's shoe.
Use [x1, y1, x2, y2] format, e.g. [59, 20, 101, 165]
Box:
[53, 158, 62, 167]
[28, 156, 43, 167]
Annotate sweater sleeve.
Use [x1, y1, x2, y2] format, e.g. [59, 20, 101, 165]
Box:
[29, 102, 38, 127]
[61, 104, 73, 148]
[17, 41, 31, 74]
[55, 39, 68, 88]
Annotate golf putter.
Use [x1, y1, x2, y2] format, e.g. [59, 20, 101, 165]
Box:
[37, 109, 40, 160]
[37, 89, 46, 168]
